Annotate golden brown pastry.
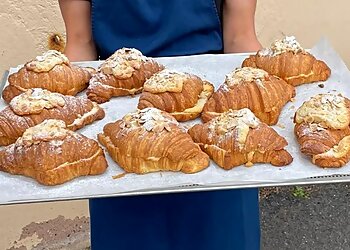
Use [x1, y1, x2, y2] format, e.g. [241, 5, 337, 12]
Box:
[137, 69, 214, 121]
[87, 48, 164, 103]
[294, 93, 350, 168]
[242, 36, 331, 86]
[201, 67, 295, 125]
[2, 50, 94, 103]
[0, 119, 107, 185]
[189, 108, 293, 169]
[0, 88, 105, 146]
[98, 108, 209, 174]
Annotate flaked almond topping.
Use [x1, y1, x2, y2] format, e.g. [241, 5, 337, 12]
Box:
[258, 36, 305, 57]
[16, 119, 68, 147]
[224, 67, 268, 88]
[100, 48, 148, 79]
[26, 50, 70, 72]
[143, 69, 188, 93]
[295, 94, 349, 129]
[208, 108, 260, 149]
[10, 88, 66, 115]
[120, 108, 178, 133]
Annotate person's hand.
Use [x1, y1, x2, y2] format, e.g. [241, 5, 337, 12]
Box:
[223, 0, 262, 53]
[64, 40, 97, 62]
[59, 0, 97, 62]
[224, 36, 262, 53]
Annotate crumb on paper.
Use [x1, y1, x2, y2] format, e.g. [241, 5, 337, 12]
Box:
[289, 105, 295, 110]
[276, 123, 286, 129]
[112, 172, 127, 179]
[291, 97, 296, 102]
[290, 116, 294, 120]
[318, 83, 325, 88]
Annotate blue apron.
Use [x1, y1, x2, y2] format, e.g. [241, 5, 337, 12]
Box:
[90, 1, 260, 249]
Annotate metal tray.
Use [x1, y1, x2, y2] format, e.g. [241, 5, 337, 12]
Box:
[1, 43, 350, 205]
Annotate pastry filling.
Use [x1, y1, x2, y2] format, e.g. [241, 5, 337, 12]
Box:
[68, 102, 101, 128]
[208, 108, 260, 149]
[295, 94, 349, 129]
[143, 69, 187, 93]
[120, 108, 178, 133]
[171, 82, 213, 115]
[26, 50, 70, 72]
[16, 119, 68, 147]
[10, 88, 66, 115]
[100, 48, 148, 78]
[258, 36, 305, 57]
[313, 136, 350, 160]
[224, 67, 268, 88]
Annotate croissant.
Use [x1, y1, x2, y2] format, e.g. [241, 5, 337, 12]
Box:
[189, 108, 293, 169]
[0, 88, 105, 146]
[0, 119, 107, 185]
[137, 69, 214, 121]
[242, 36, 331, 86]
[87, 48, 164, 103]
[98, 108, 210, 174]
[201, 67, 295, 125]
[2, 50, 94, 103]
[294, 93, 350, 168]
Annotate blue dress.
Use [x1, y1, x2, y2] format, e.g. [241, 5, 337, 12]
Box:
[90, 1, 260, 249]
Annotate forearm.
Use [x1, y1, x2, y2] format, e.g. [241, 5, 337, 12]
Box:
[58, 0, 97, 61]
[222, 0, 262, 53]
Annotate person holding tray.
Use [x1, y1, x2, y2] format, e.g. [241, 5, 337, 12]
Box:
[58, 0, 262, 249]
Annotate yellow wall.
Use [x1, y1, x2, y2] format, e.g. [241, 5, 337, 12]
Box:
[0, 0, 349, 74]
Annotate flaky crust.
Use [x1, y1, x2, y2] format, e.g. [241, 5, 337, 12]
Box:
[189, 111, 293, 169]
[294, 95, 350, 168]
[87, 61, 164, 103]
[138, 74, 214, 121]
[0, 124, 107, 186]
[2, 64, 94, 103]
[202, 72, 295, 125]
[242, 51, 331, 86]
[98, 109, 209, 174]
[0, 94, 105, 146]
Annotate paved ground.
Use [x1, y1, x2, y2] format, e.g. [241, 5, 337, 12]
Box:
[5, 183, 350, 249]
[260, 183, 350, 250]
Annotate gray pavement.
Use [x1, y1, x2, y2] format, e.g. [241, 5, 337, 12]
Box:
[260, 184, 350, 250]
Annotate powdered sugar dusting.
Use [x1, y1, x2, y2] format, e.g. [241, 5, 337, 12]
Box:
[120, 108, 178, 133]
[100, 48, 148, 78]
[224, 67, 268, 89]
[208, 109, 260, 149]
[16, 119, 68, 147]
[258, 36, 305, 57]
[295, 93, 349, 129]
[26, 50, 69, 73]
[143, 69, 188, 93]
[10, 88, 66, 115]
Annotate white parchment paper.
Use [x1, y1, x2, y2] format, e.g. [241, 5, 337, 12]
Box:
[0, 38, 350, 204]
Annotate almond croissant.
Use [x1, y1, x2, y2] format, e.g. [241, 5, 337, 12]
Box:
[87, 48, 164, 103]
[0, 88, 105, 146]
[294, 93, 350, 168]
[242, 36, 331, 86]
[138, 69, 214, 121]
[189, 108, 293, 169]
[0, 119, 107, 185]
[98, 108, 210, 174]
[2, 50, 94, 103]
[202, 67, 295, 125]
